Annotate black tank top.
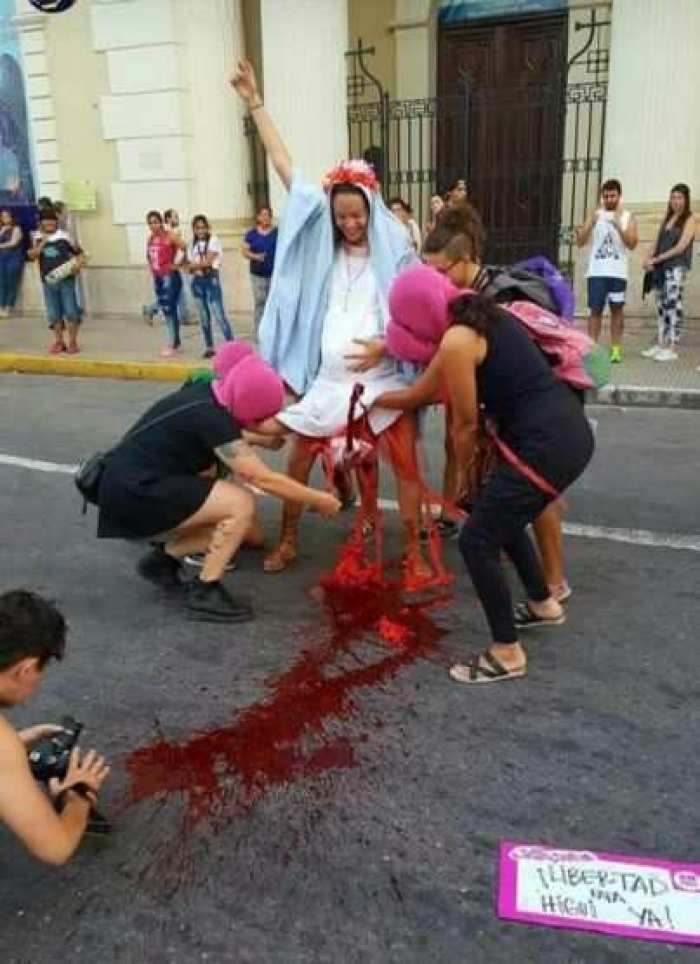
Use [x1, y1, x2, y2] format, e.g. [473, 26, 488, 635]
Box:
[656, 222, 692, 271]
[471, 309, 592, 486]
[476, 311, 565, 428]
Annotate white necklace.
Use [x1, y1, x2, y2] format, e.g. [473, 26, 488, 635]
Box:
[342, 247, 369, 312]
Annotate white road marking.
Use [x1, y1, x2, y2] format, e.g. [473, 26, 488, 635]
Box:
[374, 498, 700, 553]
[0, 453, 78, 475]
[1, 453, 698, 553]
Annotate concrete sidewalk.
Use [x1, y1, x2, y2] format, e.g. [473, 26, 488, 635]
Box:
[0, 310, 257, 382]
[595, 325, 700, 409]
[1, 309, 699, 406]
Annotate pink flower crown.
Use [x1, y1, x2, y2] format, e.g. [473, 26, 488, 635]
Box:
[322, 159, 379, 194]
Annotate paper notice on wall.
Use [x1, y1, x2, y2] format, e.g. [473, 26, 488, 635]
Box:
[63, 180, 97, 212]
[498, 841, 700, 945]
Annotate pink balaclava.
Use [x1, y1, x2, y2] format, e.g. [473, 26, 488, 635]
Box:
[213, 356, 284, 425]
[212, 341, 254, 380]
[387, 264, 462, 365]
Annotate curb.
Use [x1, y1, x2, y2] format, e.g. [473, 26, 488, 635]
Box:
[2, 351, 700, 410]
[593, 385, 700, 410]
[0, 352, 201, 383]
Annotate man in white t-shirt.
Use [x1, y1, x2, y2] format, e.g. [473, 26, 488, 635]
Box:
[576, 178, 638, 363]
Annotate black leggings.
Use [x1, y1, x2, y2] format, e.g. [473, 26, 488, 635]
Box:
[459, 464, 551, 644]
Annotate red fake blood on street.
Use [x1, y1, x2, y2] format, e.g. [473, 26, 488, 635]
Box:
[124, 391, 454, 831]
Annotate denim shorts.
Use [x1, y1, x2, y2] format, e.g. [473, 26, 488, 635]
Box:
[43, 276, 82, 325]
[587, 276, 626, 312]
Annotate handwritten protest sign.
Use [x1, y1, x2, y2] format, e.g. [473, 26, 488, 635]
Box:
[498, 841, 700, 945]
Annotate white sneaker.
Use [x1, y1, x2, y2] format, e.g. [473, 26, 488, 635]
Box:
[641, 345, 662, 359]
[654, 348, 679, 362]
[184, 553, 237, 571]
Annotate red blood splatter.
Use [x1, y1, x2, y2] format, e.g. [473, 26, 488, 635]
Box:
[124, 387, 456, 838]
[125, 546, 450, 831]
[376, 616, 412, 648]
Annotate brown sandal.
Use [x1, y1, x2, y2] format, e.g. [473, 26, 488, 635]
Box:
[263, 540, 298, 573]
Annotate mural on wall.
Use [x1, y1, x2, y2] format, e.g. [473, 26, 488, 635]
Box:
[439, 0, 566, 24]
[0, 0, 35, 203]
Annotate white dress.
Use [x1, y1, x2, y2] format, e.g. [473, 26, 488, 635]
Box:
[277, 249, 409, 437]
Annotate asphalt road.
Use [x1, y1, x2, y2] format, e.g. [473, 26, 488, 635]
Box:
[0, 375, 698, 964]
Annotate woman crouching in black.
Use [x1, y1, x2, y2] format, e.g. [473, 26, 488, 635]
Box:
[97, 356, 340, 623]
[375, 265, 594, 683]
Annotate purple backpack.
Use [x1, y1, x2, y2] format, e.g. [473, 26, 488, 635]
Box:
[514, 256, 576, 322]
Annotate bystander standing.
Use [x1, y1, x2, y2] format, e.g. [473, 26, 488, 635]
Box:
[642, 183, 696, 363]
[0, 207, 24, 317]
[186, 214, 234, 358]
[576, 178, 638, 363]
[242, 205, 277, 338]
[389, 197, 422, 252]
[28, 207, 85, 354]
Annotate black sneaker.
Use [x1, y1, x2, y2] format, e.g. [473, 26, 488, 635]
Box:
[202, 348, 216, 359]
[136, 546, 184, 590]
[184, 580, 254, 623]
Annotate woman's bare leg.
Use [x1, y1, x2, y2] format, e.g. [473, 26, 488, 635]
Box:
[382, 414, 431, 577]
[162, 480, 254, 582]
[245, 511, 266, 548]
[165, 524, 216, 558]
[138, 481, 256, 619]
[263, 434, 318, 572]
[532, 500, 567, 595]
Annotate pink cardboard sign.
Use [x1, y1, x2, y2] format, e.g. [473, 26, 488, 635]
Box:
[498, 841, 700, 945]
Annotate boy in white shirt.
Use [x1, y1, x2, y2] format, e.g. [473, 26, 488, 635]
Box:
[576, 178, 638, 363]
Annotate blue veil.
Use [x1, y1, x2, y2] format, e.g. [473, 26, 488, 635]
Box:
[258, 174, 418, 396]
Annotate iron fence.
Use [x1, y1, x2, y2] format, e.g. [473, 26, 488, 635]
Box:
[245, 7, 610, 276]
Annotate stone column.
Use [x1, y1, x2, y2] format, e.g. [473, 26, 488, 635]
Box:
[602, 0, 700, 318]
[260, 0, 348, 213]
[604, 0, 700, 203]
[176, 0, 250, 222]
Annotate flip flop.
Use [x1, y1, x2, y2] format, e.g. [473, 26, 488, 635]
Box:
[513, 601, 566, 629]
[450, 650, 527, 684]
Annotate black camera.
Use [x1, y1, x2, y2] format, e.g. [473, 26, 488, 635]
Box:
[28, 715, 83, 783]
[28, 716, 111, 836]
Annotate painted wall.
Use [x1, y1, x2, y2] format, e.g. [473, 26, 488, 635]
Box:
[0, 0, 35, 203]
[348, 0, 396, 98]
[43, 0, 126, 266]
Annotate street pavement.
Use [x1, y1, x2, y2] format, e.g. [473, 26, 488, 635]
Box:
[0, 375, 699, 963]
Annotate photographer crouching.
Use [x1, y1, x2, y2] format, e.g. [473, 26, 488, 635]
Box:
[0, 590, 110, 865]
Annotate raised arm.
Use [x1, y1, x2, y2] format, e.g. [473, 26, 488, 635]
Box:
[230, 60, 293, 191]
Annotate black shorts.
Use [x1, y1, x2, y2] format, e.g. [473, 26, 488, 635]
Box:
[97, 468, 215, 540]
[587, 276, 626, 312]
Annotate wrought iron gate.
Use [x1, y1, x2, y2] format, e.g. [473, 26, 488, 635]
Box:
[244, 6, 609, 276]
[345, 5, 610, 275]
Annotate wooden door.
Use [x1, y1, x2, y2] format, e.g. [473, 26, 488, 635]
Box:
[438, 14, 567, 264]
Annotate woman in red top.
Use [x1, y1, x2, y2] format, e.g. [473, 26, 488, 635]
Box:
[146, 210, 184, 357]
